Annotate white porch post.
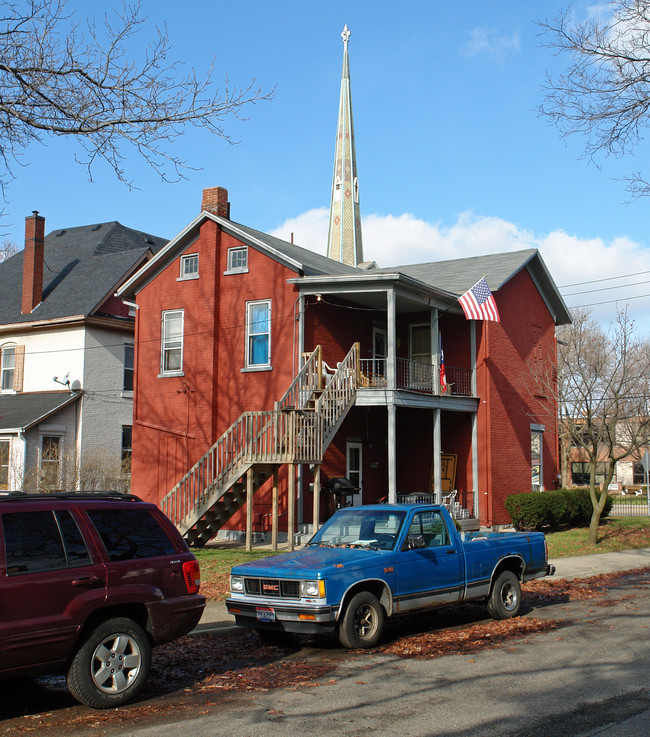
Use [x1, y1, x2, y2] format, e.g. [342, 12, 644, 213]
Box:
[470, 321, 477, 396]
[387, 287, 397, 502]
[245, 468, 254, 552]
[313, 464, 321, 534]
[388, 403, 397, 503]
[433, 408, 442, 503]
[432, 307, 439, 394]
[472, 411, 479, 518]
[386, 288, 396, 389]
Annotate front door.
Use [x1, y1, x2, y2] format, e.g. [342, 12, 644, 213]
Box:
[346, 442, 363, 506]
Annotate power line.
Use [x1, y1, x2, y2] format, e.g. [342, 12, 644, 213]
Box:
[569, 292, 650, 308]
[563, 278, 650, 297]
[559, 268, 650, 288]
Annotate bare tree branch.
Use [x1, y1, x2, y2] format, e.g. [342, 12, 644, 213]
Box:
[0, 238, 17, 262]
[532, 307, 650, 543]
[0, 0, 274, 193]
[538, 1, 650, 197]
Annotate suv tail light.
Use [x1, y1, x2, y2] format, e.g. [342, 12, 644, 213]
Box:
[183, 559, 201, 594]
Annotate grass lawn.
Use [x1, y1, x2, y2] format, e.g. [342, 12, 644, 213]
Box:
[194, 546, 278, 600]
[190, 518, 650, 600]
[545, 516, 650, 558]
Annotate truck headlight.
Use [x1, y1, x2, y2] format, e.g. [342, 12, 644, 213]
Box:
[230, 575, 244, 593]
[301, 580, 326, 598]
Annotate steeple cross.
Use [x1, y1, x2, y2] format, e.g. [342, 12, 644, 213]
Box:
[341, 25, 350, 44]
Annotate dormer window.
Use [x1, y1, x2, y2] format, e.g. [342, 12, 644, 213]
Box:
[179, 253, 199, 280]
[225, 246, 249, 274]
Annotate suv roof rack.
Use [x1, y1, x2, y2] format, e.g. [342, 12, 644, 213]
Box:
[0, 492, 142, 502]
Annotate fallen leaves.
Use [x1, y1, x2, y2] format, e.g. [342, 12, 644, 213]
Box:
[376, 617, 563, 659]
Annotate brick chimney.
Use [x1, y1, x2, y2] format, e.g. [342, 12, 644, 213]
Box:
[22, 211, 45, 314]
[201, 187, 230, 219]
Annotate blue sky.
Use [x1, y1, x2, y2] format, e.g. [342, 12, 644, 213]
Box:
[4, 1, 650, 331]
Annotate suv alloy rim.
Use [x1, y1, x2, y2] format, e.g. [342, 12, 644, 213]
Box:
[91, 633, 142, 693]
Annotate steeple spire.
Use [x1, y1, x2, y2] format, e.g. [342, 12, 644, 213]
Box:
[327, 24, 363, 266]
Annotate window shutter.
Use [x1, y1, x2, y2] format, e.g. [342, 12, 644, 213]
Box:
[13, 345, 24, 391]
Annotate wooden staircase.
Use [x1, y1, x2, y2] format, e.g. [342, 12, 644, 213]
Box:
[160, 343, 360, 545]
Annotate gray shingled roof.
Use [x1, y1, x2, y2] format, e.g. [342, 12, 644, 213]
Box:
[374, 249, 538, 293]
[232, 222, 360, 277]
[374, 248, 571, 325]
[0, 391, 81, 432]
[0, 222, 167, 325]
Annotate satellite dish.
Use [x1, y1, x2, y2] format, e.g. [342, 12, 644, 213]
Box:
[70, 379, 82, 391]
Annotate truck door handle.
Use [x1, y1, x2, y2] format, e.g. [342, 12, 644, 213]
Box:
[446, 549, 457, 555]
[72, 575, 102, 587]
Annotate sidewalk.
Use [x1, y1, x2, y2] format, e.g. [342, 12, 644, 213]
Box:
[191, 546, 650, 636]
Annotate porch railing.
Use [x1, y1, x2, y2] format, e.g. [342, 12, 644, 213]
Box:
[359, 357, 474, 396]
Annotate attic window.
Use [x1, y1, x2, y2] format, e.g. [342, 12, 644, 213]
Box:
[178, 253, 199, 280]
[225, 246, 248, 275]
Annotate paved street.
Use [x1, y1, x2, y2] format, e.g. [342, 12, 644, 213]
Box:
[3, 563, 648, 737]
[119, 570, 650, 737]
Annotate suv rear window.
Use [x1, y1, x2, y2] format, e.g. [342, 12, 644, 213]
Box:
[87, 509, 175, 561]
[3, 510, 92, 575]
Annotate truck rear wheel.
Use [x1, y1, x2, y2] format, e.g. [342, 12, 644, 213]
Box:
[338, 591, 384, 649]
[487, 571, 521, 619]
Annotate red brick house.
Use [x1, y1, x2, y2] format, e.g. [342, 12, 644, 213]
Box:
[117, 187, 570, 545]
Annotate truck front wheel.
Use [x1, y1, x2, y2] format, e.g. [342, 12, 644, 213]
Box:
[487, 571, 521, 619]
[338, 591, 384, 649]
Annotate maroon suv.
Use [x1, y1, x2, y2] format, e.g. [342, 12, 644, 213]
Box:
[0, 493, 205, 708]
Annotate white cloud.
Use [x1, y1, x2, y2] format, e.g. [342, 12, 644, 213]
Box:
[461, 28, 521, 59]
[271, 208, 650, 334]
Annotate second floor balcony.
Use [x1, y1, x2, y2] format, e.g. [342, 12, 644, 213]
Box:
[359, 357, 474, 397]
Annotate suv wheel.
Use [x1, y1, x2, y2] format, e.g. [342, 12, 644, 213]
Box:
[67, 617, 152, 708]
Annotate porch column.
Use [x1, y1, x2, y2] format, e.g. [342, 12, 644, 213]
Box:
[472, 411, 479, 518]
[470, 321, 477, 396]
[431, 307, 440, 394]
[433, 408, 442, 503]
[245, 468, 254, 552]
[313, 464, 321, 534]
[288, 463, 296, 551]
[271, 467, 279, 551]
[388, 403, 397, 502]
[387, 287, 396, 389]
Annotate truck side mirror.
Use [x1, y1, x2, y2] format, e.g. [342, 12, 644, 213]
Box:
[407, 534, 426, 549]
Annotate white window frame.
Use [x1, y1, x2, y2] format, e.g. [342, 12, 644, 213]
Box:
[225, 246, 249, 275]
[178, 253, 199, 281]
[0, 438, 10, 491]
[245, 299, 271, 369]
[160, 309, 184, 376]
[123, 344, 134, 392]
[531, 424, 544, 492]
[1, 344, 16, 392]
[39, 434, 63, 490]
[346, 441, 363, 506]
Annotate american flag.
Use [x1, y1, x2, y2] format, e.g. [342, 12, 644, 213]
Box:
[439, 336, 448, 393]
[458, 277, 500, 322]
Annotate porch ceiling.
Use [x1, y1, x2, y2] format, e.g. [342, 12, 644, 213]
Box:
[291, 274, 462, 315]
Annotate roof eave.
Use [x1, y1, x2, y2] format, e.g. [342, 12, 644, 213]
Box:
[117, 211, 306, 300]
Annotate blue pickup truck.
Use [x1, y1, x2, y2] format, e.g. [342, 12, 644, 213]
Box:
[227, 504, 555, 648]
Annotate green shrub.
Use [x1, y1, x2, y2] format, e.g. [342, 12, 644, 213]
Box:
[505, 488, 614, 531]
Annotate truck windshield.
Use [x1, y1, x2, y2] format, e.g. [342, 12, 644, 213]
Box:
[308, 508, 406, 551]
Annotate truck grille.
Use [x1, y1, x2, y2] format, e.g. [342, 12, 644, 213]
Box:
[244, 578, 300, 598]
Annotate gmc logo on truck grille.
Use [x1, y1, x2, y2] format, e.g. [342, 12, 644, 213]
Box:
[244, 578, 300, 598]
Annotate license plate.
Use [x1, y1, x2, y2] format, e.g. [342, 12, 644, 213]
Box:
[255, 607, 276, 622]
